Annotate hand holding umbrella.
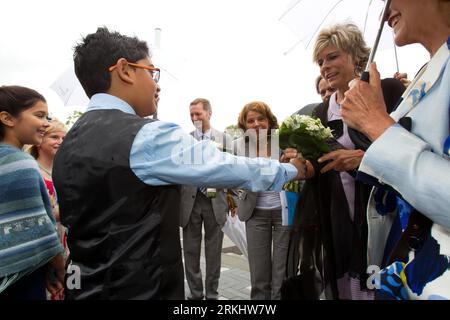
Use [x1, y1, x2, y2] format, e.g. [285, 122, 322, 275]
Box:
[341, 62, 395, 141]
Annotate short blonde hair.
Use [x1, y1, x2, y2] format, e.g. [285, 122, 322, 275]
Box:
[313, 23, 370, 75]
[237, 101, 278, 131]
[27, 118, 67, 159]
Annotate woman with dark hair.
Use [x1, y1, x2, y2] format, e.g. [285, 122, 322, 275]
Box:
[0, 85, 65, 299]
[234, 101, 291, 300]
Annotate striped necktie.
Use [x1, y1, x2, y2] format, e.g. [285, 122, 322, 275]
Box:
[199, 133, 209, 196]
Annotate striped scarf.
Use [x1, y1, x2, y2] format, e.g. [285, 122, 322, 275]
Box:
[0, 144, 63, 292]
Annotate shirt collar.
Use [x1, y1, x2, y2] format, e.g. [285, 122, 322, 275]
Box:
[195, 128, 212, 140]
[87, 93, 136, 115]
[328, 92, 341, 117]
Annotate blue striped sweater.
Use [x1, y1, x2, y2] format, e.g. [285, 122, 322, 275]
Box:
[0, 144, 63, 291]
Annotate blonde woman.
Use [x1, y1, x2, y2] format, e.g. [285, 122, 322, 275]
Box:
[292, 23, 404, 300]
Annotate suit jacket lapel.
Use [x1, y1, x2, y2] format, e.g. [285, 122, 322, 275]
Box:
[210, 128, 217, 141]
[393, 42, 450, 121]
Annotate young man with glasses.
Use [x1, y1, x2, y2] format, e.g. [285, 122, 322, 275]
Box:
[53, 27, 307, 300]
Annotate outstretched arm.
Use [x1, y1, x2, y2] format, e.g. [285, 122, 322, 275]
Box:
[130, 122, 307, 192]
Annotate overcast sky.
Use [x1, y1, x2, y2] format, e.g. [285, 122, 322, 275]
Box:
[0, 0, 429, 131]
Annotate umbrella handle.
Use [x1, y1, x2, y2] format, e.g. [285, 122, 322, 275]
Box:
[361, 0, 392, 83]
[363, 0, 392, 82]
[361, 71, 370, 83]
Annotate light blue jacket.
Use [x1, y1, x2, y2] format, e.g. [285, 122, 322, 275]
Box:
[359, 39, 450, 280]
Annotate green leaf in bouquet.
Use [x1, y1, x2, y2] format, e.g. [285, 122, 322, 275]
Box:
[283, 181, 300, 193]
[280, 132, 329, 160]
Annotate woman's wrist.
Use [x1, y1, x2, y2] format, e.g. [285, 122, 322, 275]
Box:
[364, 114, 395, 141]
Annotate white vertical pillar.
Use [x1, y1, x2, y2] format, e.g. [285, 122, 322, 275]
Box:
[154, 27, 162, 49]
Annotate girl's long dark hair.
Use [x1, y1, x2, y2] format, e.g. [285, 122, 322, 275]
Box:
[0, 85, 46, 139]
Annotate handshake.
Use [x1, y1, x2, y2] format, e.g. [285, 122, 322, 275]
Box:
[280, 148, 314, 181]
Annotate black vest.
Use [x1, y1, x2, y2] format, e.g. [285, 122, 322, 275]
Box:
[53, 109, 184, 300]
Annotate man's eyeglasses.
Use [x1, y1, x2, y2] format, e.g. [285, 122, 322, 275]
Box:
[108, 61, 160, 83]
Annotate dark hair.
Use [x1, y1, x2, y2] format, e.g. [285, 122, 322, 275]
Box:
[315, 75, 323, 94]
[73, 27, 150, 98]
[190, 98, 212, 112]
[0, 85, 46, 139]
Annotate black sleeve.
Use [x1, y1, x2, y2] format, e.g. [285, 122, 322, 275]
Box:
[348, 78, 406, 151]
[380, 78, 406, 113]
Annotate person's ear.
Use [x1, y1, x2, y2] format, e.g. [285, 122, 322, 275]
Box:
[0, 111, 16, 128]
[113, 58, 135, 85]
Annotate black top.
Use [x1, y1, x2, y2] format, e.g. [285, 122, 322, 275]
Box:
[347, 78, 406, 150]
[287, 78, 405, 299]
[53, 110, 184, 300]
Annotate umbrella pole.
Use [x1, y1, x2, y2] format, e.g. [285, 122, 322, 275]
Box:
[361, 0, 392, 82]
[392, 30, 400, 73]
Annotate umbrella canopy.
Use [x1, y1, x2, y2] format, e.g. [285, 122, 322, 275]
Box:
[280, 0, 396, 59]
[50, 67, 89, 107]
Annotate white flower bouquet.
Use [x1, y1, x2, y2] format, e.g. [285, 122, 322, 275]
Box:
[279, 114, 333, 161]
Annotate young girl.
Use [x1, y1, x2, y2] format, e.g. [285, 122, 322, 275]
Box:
[0, 85, 65, 300]
[27, 118, 69, 300]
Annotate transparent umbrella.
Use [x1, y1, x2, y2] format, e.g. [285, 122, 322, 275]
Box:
[50, 66, 89, 107]
[149, 27, 185, 119]
[50, 29, 177, 110]
[280, 0, 398, 71]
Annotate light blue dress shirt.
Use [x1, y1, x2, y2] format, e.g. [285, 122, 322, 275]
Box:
[86, 93, 297, 191]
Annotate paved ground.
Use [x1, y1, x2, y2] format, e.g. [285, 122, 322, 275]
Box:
[180, 229, 252, 300]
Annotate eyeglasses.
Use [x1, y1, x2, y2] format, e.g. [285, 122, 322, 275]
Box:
[108, 61, 160, 83]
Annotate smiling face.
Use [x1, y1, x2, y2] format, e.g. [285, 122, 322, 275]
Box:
[7, 100, 50, 147]
[132, 57, 158, 117]
[244, 110, 269, 135]
[318, 78, 336, 102]
[317, 45, 356, 94]
[190, 102, 211, 132]
[386, 0, 447, 49]
[155, 84, 161, 107]
[38, 130, 66, 160]
[386, 0, 422, 47]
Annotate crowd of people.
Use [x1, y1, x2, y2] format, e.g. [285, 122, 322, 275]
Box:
[0, 0, 449, 301]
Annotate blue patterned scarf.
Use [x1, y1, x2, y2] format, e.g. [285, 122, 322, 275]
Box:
[0, 144, 63, 292]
